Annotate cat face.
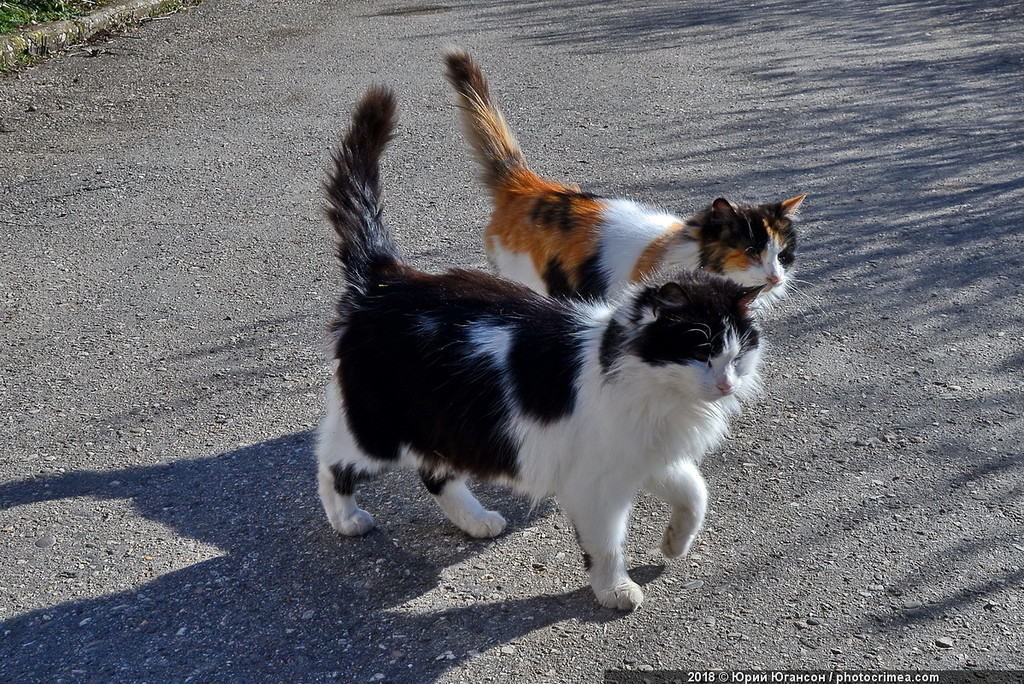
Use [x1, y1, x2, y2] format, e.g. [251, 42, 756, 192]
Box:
[698, 195, 805, 295]
[608, 274, 763, 402]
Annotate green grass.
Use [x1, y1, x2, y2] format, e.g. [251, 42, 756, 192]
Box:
[0, 0, 110, 34]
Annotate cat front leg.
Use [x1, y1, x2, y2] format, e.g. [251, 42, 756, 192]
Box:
[561, 487, 643, 611]
[644, 460, 708, 559]
[420, 471, 506, 538]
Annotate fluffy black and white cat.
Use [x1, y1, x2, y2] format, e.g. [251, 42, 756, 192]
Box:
[316, 87, 765, 610]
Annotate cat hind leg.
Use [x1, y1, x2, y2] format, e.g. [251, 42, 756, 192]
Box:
[315, 388, 384, 536]
[421, 471, 506, 538]
[317, 460, 377, 535]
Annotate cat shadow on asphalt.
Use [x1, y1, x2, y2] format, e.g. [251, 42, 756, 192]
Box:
[0, 431, 658, 682]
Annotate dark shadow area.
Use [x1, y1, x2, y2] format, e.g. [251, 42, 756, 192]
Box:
[0, 432, 647, 683]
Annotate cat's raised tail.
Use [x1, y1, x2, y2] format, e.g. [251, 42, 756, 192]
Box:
[445, 48, 561, 198]
[324, 86, 402, 289]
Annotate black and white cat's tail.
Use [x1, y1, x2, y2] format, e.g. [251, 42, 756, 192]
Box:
[325, 86, 402, 289]
[444, 48, 548, 196]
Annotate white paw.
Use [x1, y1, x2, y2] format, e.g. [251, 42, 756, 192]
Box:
[660, 523, 697, 558]
[460, 510, 506, 539]
[595, 580, 644, 611]
[332, 508, 376, 536]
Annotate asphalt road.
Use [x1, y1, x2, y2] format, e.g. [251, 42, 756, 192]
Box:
[2, 0, 1022, 682]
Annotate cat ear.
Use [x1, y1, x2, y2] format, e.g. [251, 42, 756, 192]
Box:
[735, 285, 765, 316]
[651, 282, 689, 318]
[711, 198, 738, 223]
[780, 194, 807, 216]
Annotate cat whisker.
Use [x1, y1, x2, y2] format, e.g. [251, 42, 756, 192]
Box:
[773, 285, 825, 317]
[690, 322, 712, 340]
[685, 328, 712, 342]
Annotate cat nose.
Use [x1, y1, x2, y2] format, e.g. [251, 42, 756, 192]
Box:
[765, 273, 781, 285]
[717, 380, 734, 395]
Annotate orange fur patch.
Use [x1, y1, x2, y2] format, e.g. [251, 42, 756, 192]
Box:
[780, 194, 807, 215]
[485, 172, 605, 289]
[630, 222, 686, 282]
[721, 249, 755, 274]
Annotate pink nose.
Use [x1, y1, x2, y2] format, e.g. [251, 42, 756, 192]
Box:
[765, 274, 781, 285]
[717, 381, 734, 395]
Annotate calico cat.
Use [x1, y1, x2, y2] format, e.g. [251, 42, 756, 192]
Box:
[316, 86, 765, 610]
[444, 49, 807, 303]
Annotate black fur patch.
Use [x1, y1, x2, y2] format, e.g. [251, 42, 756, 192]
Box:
[778, 229, 797, 266]
[542, 250, 607, 301]
[508, 308, 584, 424]
[544, 258, 574, 298]
[335, 267, 586, 481]
[419, 470, 452, 496]
[330, 463, 365, 496]
[531, 191, 598, 232]
[599, 318, 625, 374]
[635, 271, 761, 367]
[574, 526, 593, 570]
[573, 252, 608, 301]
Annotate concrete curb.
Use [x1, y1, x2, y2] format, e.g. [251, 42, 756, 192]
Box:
[0, 0, 188, 68]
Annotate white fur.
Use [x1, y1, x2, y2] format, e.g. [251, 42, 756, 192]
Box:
[659, 234, 703, 275]
[468, 324, 514, 365]
[645, 460, 708, 558]
[729, 239, 790, 297]
[502, 302, 752, 609]
[489, 235, 548, 294]
[428, 476, 507, 538]
[316, 381, 380, 536]
[316, 295, 761, 611]
[597, 199, 683, 293]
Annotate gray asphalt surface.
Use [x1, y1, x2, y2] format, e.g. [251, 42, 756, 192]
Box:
[2, 0, 1023, 682]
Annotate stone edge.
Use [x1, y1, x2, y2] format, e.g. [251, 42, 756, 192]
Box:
[0, 0, 187, 68]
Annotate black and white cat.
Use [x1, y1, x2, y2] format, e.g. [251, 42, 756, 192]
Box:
[316, 87, 765, 610]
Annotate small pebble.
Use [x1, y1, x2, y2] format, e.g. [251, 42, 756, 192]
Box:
[935, 637, 954, 649]
[35, 535, 55, 549]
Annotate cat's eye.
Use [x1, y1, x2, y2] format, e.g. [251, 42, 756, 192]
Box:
[779, 252, 794, 265]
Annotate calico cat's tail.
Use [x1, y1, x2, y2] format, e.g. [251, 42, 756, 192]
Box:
[325, 86, 403, 289]
[445, 48, 554, 197]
